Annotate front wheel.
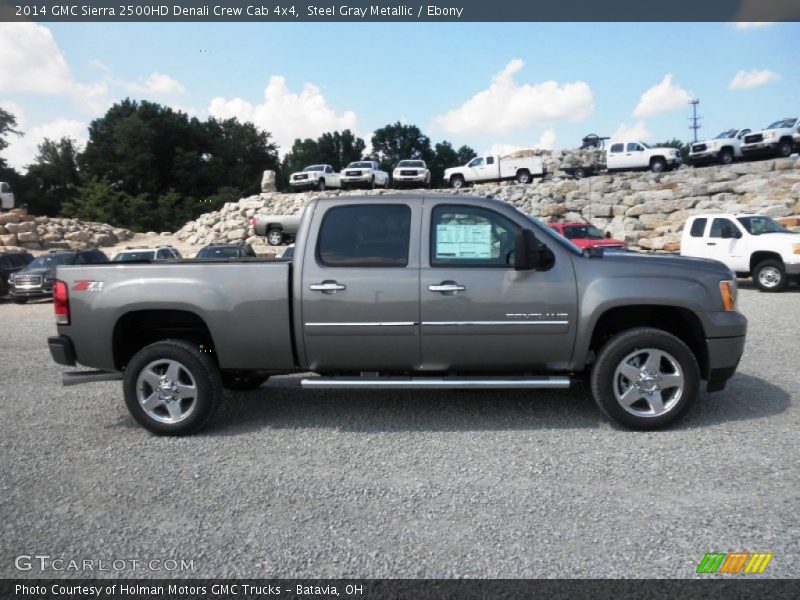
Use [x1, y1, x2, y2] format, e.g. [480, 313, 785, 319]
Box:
[650, 158, 667, 173]
[450, 175, 465, 189]
[317, 179, 326, 192]
[590, 327, 700, 430]
[123, 340, 222, 435]
[777, 139, 792, 158]
[266, 229, 284, 246]
[753, 259, 787, 292]
[718, 149, 734, 165]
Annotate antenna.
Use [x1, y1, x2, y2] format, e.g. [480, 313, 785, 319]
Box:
[688, 98, 702, 143]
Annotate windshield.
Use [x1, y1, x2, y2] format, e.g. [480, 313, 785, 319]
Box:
[398, 160, 425, 168]
[640, 142, 652, 149]
[28, 254, 74, 268]
[766, 118, 795, 129]
[347, 162, 373, 168]
[113, 251, 155, 262]
[562, 225, 606, 240]
[715, 129, 736, 139]
[196, 246, 241, 259]
[303, 165, 325, 172]
[736, 216, 790, 235]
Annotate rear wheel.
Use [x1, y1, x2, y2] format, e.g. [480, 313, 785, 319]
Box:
[266, 229, 284, 246]
[650, 158, 667, 173]
[590, 327, 700, 430]
[516, 170, 531, 184]
[753, 259, 787, 292]
[123, 340, 222, 435]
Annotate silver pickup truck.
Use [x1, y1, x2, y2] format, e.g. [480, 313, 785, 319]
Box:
[48, 194, 746, 435]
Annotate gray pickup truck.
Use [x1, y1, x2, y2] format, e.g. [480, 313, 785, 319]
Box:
[48, 194, 746, 435]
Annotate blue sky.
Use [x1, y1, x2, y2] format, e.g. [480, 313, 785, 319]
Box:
[1, 21, 798, 169]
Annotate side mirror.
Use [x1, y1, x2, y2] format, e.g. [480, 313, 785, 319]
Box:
[514, 229, 554, 271]
[605, 231, 611, 239]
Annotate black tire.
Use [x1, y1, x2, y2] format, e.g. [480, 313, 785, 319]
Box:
[516, 170, 531, 184]
[317, 179, 326, 192]
[650, 158, 667, 173]
[574, 167, 586, 179]
[777, 139, 792, 158]
[123, 339, 222, 436]
[753, 259, 787, 292]
[450, 175, 465, 189]
[222, 371, 270, 391]
[369, 177, 375, 190]
[13, 297, 28, 304]
[590, 327, 700, 430]
[718, 149, 734, 165]
[266, 229, 284, 246]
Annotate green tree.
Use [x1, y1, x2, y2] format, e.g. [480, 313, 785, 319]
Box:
[0, 106, 22, 165]
[370, 122, 434, 172]
[429, 140, 477, 187]
[24, 137, 81, 216]
[60, 177, 141, 227]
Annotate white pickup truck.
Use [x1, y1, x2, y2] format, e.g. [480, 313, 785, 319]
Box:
[392, 160, 430, 188]
[741, 117, 799, 159]
[688, 128, 751, 166]
[289, 165, 341, 192]
[681, 213, 800, 292]
[340, 161, 389, 190]
[607, 141, 682, 173]
[445, 153, 544, 188]
[0, 181, 14, 210]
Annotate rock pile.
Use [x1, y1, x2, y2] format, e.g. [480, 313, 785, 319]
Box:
[0, 210, 133, 253]
[174, 157, 800, 253]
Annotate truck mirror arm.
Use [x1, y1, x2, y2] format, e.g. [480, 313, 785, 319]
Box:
[514, 229, 554, 271]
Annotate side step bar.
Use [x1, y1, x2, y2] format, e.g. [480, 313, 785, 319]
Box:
[62, 371, 123, 387]
[301, 376, 570, 390]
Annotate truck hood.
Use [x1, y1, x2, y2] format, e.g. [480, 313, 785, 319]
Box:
[571, 238, 626, 249]
[17, 267, 55, 278]
[596, 251, 733, 278]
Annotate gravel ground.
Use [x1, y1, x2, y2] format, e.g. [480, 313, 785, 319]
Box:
[0, 285, 798, 579]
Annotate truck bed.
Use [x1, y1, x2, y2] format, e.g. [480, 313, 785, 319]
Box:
[56, 260, 296, 372]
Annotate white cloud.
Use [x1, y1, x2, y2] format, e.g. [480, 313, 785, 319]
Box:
[733, 22, 775, 29]
[120, 72, 186, 97]
[208, 76, 358, 153]
[612, 121, 652, 142]
[487, 129, 557, 157]
[633, 75, 693, 118]
[430, 59, 593, 135]
[0, 104, 87, 170]
[729, 69, 780, 90]
[0, 23, 108, 113]
[89, 59, 111, 73]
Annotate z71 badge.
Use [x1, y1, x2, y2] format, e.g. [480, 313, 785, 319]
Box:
[72, 281, 104, 292]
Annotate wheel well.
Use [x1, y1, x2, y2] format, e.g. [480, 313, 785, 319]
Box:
[265, 223, 283, 231]
[750, 251, 782, 272]
[779, 136, 792, 144]
[589, 305, 708, 377]
[719, 145, 733, 153]
[113, 310, 215, 370]
[649, 155, 666, 164]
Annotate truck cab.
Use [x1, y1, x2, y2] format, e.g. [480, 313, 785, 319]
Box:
[0, 181, 14, 210]
[607, 141, 682, 173]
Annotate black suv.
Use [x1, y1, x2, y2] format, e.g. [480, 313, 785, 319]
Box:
[9, 248, 108, 303]
[0, 251, 33, 297]
[195, 242, 257, 259]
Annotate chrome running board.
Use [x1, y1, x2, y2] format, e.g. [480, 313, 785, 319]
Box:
[301, 376, 570, 390]
[62, 371, 123, 386]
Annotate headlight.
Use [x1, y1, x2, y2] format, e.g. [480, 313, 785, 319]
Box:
[766, 131, 776, 139]
[708, 141, 717, 149]
[719, 280, 737, 312]
[8, 273, 15, 282]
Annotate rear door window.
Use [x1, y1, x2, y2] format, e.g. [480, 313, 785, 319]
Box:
[609, 143, 624, 153]
[317, 204, 411, 268]
[689, 218, 707, 238]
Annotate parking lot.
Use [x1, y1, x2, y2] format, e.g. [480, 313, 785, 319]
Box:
[0, 285, 798, 579]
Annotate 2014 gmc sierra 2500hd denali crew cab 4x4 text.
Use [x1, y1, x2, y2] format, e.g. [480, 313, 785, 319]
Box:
[47, 194, 747, 435]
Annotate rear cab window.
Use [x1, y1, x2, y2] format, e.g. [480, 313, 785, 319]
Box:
[689, 218, 707, 237]
[317, 204, 412, 267]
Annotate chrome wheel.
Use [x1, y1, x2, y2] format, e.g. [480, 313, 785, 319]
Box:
[613, 348, 684, 417]
[267, 229, 283, 246]
[758, 266, 782, 289]
[136, 359, 197, 424]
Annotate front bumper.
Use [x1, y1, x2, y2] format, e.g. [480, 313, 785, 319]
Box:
[290, 179, 320, 190]
[393, 175, 427, 185]
[48, 335, 76, 366]
[9, 283, 53, 298]
[702, 310, 747, 392]
[741, 141, 777, 155]
[784, 261, 800, 276]
[688, 151, 718, 165]
[341, 176, 374, 186]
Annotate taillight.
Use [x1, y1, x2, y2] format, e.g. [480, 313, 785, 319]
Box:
[53, 280, 70, 325]
[249, 217, 257, 227]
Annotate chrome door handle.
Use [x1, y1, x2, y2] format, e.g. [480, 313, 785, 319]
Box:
[707, 242, 716, 246]
[428, 283, 466, 293]
[309, 281, 346, 293]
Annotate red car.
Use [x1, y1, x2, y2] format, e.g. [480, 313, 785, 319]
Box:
[548, 222, 627, 249]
